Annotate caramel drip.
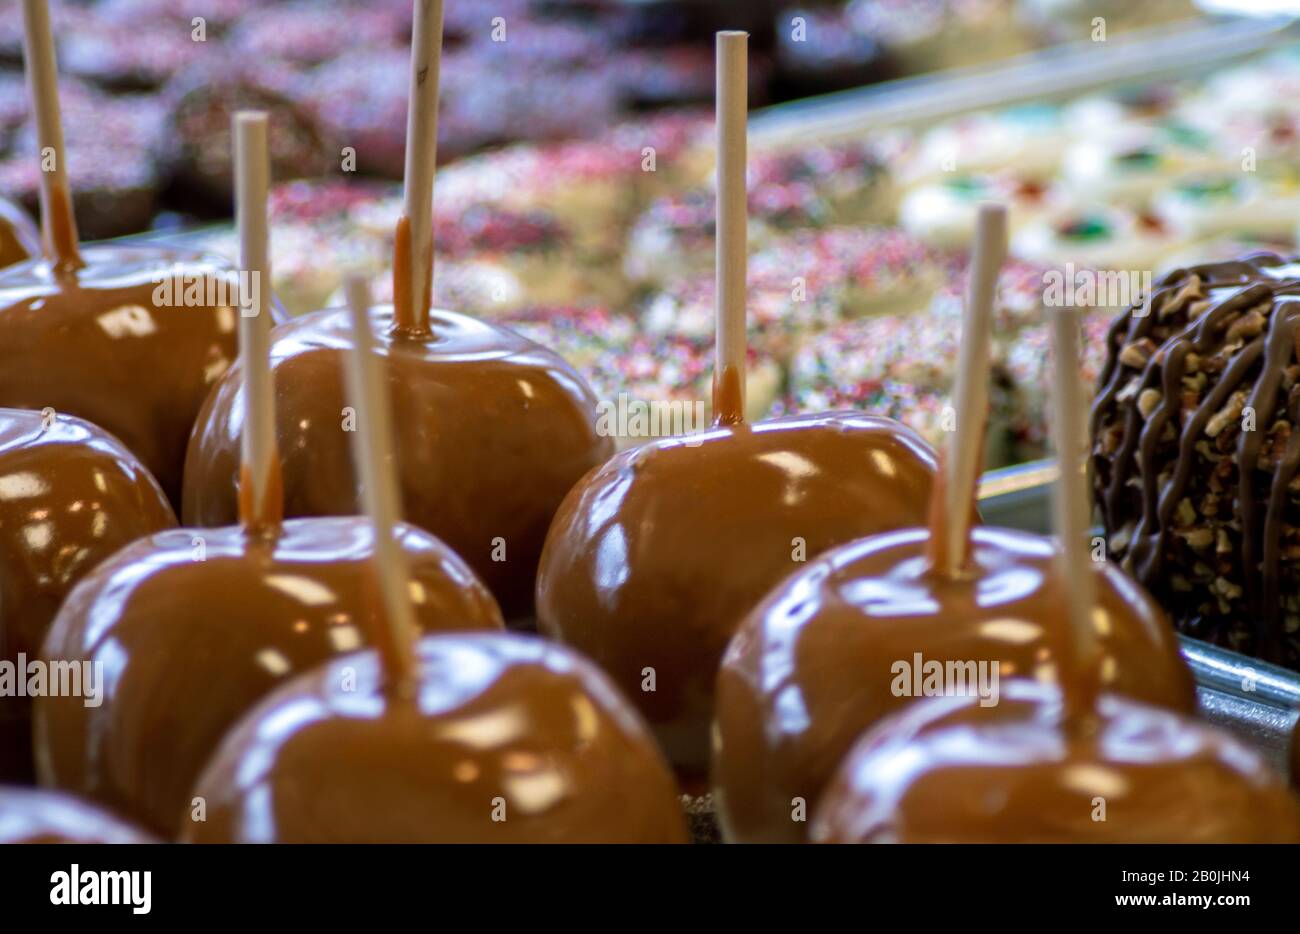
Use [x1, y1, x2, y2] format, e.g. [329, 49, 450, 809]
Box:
[1090, 254, 1300, 662]
[925, 448, 950, 573]
[926, 434, 986, 578]
[390, 214, 433, 338]
[43, 183, 81, 273]
[237, 458, 284, 532]
[712, 363, 745, 426]
[359, 561, 417, 697]
[392, 214, 413, 332]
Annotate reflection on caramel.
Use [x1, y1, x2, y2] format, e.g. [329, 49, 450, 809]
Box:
[0, 408, 175, 783]
[0, 787, 155, 844]
[536, 412, 938, 778]
[810, 680, 1300, 843]
[182, 304, 613, 619]
[0, 196, 39, 271]
[183, 633, 688, 843]
[0, 243, 275, 509]
[713, 526, 1197, 843]
[35, 517, 504, 837]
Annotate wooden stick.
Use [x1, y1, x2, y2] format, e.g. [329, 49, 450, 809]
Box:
[20, 0, 80, 270]
[233, 111, 281, 531]
[1049, 306, 1100, 713]
[393, 0, 444, 334]
[713, 31, 748, 425]
[940, 203, 1007, 574]
[343, 274, 419, 698]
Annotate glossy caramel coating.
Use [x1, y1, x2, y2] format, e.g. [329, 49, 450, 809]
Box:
[713, 525, 1198, 843]
[183, 633, 689, 843]
[0, 243, 276, 508]
[35, 517, 504, 837]
[0, 787, 155, 844]
[0, 196, 39, 270]
[0, 408, 175, 783]
[537, 412, 938, 777]
[182, 304, 613, 620]
[811, 680, 1300, 843]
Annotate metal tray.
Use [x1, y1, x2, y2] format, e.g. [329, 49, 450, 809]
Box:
[750, 15, 1299, 148]
[979, 461, 1300, 772]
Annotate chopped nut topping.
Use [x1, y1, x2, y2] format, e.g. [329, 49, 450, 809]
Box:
[1205, 389, 1247, 438]
[1119, 338, 1157, 369]
[1225, 308, 1266, 343]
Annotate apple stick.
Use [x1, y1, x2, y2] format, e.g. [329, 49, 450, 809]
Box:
[233, 111, 281, 530]
[394, 0, 445, 334]
[19, 0, 80, 270]
[939, 203, 1007, 574]
[713, 31, 748, 425]
[343, 274, 419, 698]
[1050, 307, 1101, 712]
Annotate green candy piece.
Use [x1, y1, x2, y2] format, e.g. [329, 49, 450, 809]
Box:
[1115, 147, 1161, 171]
[1057, 216, 1112, 241]
[943, 175, 987, 198]
[1177, 177, 1236, 201]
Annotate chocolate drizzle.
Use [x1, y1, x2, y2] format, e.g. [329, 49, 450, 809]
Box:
[1091, 253, 1300, 665]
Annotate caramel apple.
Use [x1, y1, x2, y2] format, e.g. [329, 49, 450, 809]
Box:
[536, 34, 937, 780]
[182, 306, 610, 621]
[184, 632, 688, 844]
[0, 408, 174, 782]
[712, 212, 1195, 842]
[810, 308, 1299, 843]
[0, 1, 275, 509]
[0, 244, 262, 510]
[0, 787, 155, 843]
[181, 272, 685, 844]
[0, 194, 38, 269]
[810, 679, 1300, 843]
[181, 0, 611, 620]
[714, 525, 1198, 842]
[33, 112, 504, 838]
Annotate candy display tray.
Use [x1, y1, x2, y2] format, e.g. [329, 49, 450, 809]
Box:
[979, 460, 1300, 772]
